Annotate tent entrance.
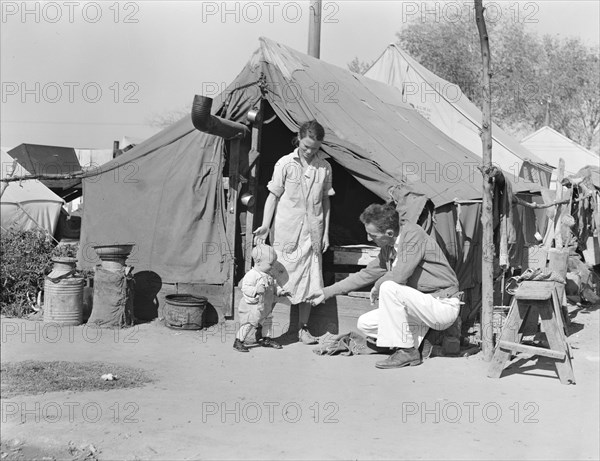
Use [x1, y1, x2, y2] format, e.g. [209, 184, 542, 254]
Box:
[236, 114, 382, 289]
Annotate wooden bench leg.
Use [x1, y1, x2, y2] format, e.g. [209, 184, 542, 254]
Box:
[488, 300, 529, 378]
[517, 302, 536, 344]
[539, 299, 576, 385]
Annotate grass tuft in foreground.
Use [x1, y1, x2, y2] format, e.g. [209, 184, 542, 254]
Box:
[1, 360, 153, 398]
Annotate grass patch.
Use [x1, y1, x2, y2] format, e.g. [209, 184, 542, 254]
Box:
[0, 361, 153, 398]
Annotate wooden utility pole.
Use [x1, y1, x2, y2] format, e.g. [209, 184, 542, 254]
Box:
[308, 0, 322, 58]
[475, 0, 494, 361]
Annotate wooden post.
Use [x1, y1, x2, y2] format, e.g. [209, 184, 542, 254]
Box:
[223, 138, 242, 317]
[245, 102, 263, 273]
[554, 158, 565, 248]
[475, 0, 494, 361]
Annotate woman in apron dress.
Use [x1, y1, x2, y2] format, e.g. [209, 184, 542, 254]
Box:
[253, 120, 334, 344]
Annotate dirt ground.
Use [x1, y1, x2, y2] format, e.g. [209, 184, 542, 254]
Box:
[1, 303, 599, 461]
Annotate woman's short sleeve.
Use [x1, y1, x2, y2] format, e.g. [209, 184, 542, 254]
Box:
[322, 160, 335, 197]
[267, 158, 286, 198]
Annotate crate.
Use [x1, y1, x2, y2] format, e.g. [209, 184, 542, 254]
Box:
[492, 306, 509, 337]
[332, 245, 380, 266]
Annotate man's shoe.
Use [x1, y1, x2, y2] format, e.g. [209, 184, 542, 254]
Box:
[375, 347, 421, 369]
[298, 328, 318, 345]
[259, 337, 283, 349]
[233, 339, 249, 352]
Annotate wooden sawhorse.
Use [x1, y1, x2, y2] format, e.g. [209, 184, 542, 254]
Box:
[488, 281, 575, 385]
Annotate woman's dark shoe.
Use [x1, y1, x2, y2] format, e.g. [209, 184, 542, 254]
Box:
[259, 337, 283, 349]
[233, 339, 250, 352]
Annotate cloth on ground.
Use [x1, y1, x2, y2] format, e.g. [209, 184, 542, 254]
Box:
[312, 331, 369, 356]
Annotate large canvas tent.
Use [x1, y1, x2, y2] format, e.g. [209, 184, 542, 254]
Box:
[79, 38, 539, 320]
[1, 149, 64, 235]
[365, 44, 553, 188]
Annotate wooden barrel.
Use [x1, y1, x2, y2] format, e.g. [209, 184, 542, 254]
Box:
[164, 294, 207, 330]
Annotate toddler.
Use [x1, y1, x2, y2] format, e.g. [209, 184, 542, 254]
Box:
[234, 244, 289, 352]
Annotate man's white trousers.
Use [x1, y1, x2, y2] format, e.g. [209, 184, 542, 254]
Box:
[357, 281, 460, 348]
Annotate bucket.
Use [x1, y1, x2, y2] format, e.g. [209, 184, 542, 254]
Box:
[43, 257, 84, 325]
[164, 294, 207, 330]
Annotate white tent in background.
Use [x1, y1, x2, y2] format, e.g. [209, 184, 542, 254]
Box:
[1, 149, 64, 235]
[365, 44, 553, 187]
[75, 148, 113, 169]
[521, 126, 600, 183]
[69, 148, 114, 213]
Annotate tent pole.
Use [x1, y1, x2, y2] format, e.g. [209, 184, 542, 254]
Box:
[245, 101, 264, 273]
[224, 139, 242, 318]
[475, 0, 494, 361]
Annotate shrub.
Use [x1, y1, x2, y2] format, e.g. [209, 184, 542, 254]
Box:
[0, 228, 79, 317]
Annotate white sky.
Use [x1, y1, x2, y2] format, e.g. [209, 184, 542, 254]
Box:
[1, 0, 599, 149]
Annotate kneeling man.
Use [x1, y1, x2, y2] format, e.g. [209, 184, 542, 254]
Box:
[311, 203, 461, 369]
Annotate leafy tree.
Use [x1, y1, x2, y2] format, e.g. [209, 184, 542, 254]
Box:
[491, 20, 546, 131]
[147, 105, 191, 128]
[395, 4, 483, 105]
[349, 3, 600, 151]
[540, 36, 600, 149]
[347, 57, 374, 75]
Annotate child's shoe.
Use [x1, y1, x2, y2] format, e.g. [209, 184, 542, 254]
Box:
[233, 339, 249, 352]
[259, 337, 283, 349]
